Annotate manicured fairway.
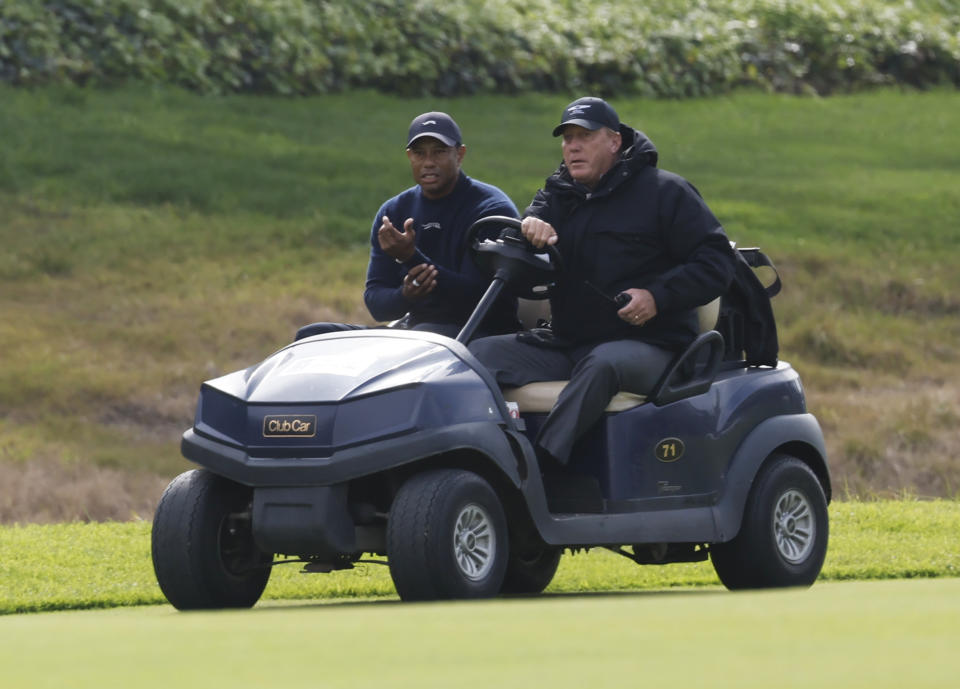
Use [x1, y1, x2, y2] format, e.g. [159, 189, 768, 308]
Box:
[2, 578, 957, 689]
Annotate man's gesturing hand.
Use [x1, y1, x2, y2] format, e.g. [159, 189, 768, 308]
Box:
[378, 216, 416, 262]
[402, 263, 437, 299]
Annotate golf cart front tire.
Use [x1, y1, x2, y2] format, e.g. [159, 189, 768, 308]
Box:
[387, 469, 509, 601]
[152, 469, 272, 610]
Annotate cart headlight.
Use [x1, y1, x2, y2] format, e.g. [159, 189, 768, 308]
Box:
[332, 387, 423, 447]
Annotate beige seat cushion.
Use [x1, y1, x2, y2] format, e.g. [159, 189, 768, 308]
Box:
[697, 297, 720, 333]
[503, 381, 647, 413]
[502, 298, 719, 414]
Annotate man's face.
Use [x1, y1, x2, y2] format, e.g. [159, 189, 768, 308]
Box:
[406, 137, 465, 199]
[560, 125, 621, 189]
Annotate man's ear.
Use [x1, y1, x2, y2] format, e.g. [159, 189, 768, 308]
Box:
[456, 144, 466, 165]
[609, 131, 622, 153]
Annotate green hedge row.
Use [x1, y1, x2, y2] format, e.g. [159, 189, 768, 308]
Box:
[2, 0, 958, 97]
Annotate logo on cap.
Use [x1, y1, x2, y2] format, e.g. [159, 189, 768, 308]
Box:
[553, 97, 620, 137]
[407, 111, 462, 148]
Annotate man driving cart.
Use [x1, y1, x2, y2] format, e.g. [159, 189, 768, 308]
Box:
[469, 96, 737, 467]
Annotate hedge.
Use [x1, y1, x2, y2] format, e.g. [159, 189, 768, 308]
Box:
[1, 0, 958, 97]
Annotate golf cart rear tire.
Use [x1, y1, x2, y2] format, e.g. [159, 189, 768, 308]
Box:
[711, 454, 828, 590]
[387, 469, 508, 601]
[152, 469, 271, 610]
[501, 546, 562, 594]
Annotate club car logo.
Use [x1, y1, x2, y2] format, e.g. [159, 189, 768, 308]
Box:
[655, 438, 685, 462]
[263, 415, 316, 438]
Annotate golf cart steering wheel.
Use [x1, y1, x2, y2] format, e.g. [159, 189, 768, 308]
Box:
[465, 216, 564, 300]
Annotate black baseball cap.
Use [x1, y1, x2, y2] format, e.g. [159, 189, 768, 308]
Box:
[552, 97, 620, 136]
[406, 112, 463, 148]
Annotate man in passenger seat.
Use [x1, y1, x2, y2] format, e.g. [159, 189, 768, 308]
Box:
[469, 97, 737, 466]
[296, 111, 521, 340]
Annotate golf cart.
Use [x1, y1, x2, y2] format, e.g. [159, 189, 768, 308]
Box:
[152, 216, 830, 609]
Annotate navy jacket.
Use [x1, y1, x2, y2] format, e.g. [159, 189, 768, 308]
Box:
[526, 126, 736, 350]
[364, 172, 521, 334]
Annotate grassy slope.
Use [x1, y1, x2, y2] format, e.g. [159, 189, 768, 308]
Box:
[0, 87, 959, 521]
[1, 500, 957, 615]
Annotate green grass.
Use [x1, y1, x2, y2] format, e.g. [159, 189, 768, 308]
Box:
[1, 500, 957, 615]
[1, 86, 959, 504]
[1, 579, 958, 689]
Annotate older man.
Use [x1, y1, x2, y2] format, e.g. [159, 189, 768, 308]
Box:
[296, 112, 520, 340]
[469, 97, 737, 466]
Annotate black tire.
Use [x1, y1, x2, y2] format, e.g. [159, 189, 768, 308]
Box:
[500, 545, 562, 595]
[387, 469, 509, 601]
[711, 454, 828, 590]
[152, 469, 271, 610]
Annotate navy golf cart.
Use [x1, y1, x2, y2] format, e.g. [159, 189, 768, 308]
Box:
[152, 216, 830, 609]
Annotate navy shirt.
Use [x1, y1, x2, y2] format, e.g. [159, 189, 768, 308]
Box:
[364, 172, 521, 334]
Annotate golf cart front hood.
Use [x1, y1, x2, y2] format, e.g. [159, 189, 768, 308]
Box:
[191, 330, 506, 454]
[208, 331, 472, 403]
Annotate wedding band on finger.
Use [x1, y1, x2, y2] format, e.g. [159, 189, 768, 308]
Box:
[411, 279, 420, 287]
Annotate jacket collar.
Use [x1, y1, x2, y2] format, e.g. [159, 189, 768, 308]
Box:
[545, 126, 659, 200]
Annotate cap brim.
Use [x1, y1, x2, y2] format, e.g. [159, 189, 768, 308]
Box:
[552, 119, 607, 137]
[407, 132, 458, 147]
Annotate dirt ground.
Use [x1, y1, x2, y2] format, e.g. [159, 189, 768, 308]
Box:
[0, 459, 169, 524]
[809, 380, 960, 499]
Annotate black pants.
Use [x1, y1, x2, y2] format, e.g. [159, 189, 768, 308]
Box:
[468, 335, 674, 464]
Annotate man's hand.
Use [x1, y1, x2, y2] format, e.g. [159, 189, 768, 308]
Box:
[402, 263, 437, 299]
[520, 216, 558, 248]
[378, 216, 416, 262]
[617, 288, 658, 326]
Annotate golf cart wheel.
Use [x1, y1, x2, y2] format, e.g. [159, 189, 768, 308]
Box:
[711, 454, 828, 590]
[152, 469, 271, 610]
[500, 545, 562, 595]
[387, 469, 508, 601]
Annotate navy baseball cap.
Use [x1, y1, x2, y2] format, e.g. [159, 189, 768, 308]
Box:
[552, 97, 620, 136]
[406, 112, 463, 148]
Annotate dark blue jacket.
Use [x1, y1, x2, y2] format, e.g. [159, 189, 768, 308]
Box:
[527, 126, 736, 350]
[364, 172, 521, 334]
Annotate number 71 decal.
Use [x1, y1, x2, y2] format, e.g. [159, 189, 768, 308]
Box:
[655, 438, 685, 462]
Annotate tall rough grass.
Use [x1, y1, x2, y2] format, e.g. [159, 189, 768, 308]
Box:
[1, 88, 959, 519]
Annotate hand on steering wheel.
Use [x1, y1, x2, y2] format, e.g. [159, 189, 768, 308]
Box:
[464, 216, 564, 300]
[520, 217, 558, 248]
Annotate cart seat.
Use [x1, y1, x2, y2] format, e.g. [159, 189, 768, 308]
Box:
[504, 381, 647, 413]
[504, 298, 720, 413]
